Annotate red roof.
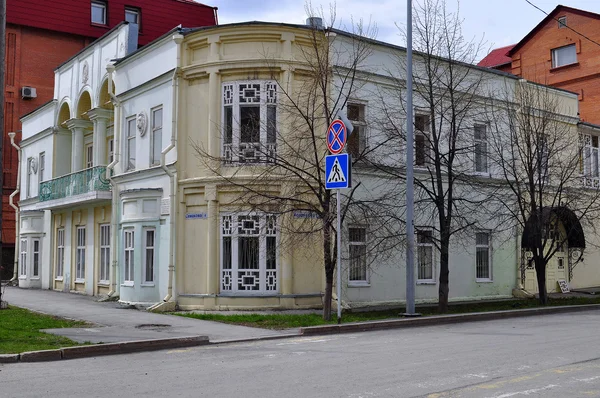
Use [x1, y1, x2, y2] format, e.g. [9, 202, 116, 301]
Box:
[478, 45, 514, 68]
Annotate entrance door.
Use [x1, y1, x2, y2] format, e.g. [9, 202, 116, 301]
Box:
[524, 223, 568, 294]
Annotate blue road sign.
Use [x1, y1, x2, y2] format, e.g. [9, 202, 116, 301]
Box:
[327, 119, 347, 154]
[325, 153, 351, 189]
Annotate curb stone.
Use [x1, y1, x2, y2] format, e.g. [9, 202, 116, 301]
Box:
[0, 354, 19, 363]
[300, 303, 600, 335]
[20, 349, 62, 362]
[4, 335, 209, 364]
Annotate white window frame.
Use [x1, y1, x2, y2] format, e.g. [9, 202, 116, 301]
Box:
[124, 229, 134, 285]
[348, 225, 368, 286]
[346, 102, 367, 159]
[85, 143, 93, 169]
[125, 117, 136, 171]
[414, 114, 430, 168]
[19, 239, 27, 277]
[32, 239, 40, 278]
[580, 133, 600, 185]
[150, 106, 163, 166]
[222, 81, 277, 164]
[558, 16, 567, 29]
[39, 152, 45, 183]
[474, 124, 488, 173]
[55, 228, 65, 280]
[108, 137, 114, 164]
[99, 224, 111, 284]
[91, 1, 107, 25]
[75, 226, 86, 282]
[551, 44, 577, 68]
[26, 157, 33, 198]
[143, 228, 156, 284]
[416, 228, 435, 283]
[125, 7, 140, 25]
[220, 214, 278, 294]
[475, 231, 492, 282]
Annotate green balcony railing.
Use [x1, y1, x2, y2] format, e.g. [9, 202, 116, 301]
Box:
[39, 166, 111, 202]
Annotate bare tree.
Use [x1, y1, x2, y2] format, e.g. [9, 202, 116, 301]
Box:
[193, 5, 400, 320]
[486, 79, 600, 304]
[371, 0, 490, 312]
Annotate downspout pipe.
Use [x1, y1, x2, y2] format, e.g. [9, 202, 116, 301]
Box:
[106, 62, 121, 297]
[8, 132, 20, 284]
[160, 33, 184, 304]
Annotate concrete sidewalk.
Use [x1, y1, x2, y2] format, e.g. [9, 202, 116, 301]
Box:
[1, 287, 292, 344]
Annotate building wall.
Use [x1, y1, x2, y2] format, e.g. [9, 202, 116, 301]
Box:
[509, 9, 600, 124]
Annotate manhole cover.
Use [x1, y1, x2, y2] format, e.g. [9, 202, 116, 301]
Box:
[135, 324, 172, 331]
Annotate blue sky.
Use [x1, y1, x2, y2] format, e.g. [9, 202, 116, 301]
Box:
[205, 0, 600, 59]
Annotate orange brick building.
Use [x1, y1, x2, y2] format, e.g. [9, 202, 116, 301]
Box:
[1, 0, 217, 278]
[478, 5, 600, 124]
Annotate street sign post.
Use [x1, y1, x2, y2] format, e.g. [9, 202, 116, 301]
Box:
[324, 119, 352, 324]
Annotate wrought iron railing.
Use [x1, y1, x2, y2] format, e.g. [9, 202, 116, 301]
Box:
[39, 166, 111, 202]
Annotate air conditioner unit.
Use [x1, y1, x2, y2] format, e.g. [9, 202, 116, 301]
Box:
[21, 86, 37, 99]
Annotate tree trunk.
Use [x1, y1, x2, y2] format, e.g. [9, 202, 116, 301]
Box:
[438, 240, 450, 313]
[535, 259, 548, 305]
[322, 218, 334, 321]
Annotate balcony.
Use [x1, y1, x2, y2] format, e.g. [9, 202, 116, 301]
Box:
[37, 166, 111, 210]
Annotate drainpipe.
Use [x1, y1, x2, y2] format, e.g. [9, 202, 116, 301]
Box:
[8, 132, 20, 284]
[160, 33, 184, 304]
[106, 62, 121, 297]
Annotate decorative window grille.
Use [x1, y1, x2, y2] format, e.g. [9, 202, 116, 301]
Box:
[124, 230, 134, 283]
[474, 124, 488, 173]
[143, 228, 155, 283]
[475, 231, 491, 280]
[151, 107, 163, 166]
[417, 229, 434, 282]
[348, 226, 367, 282]
[222, 81, 278, 163]
[56, 228, 65, 278]
[220, 214, 278, 294]
[20, 239, 27, 277]
[76, 227, 86, 281]
[415, 115, 430, 167]
[347, 103, 367, 159]
[126, 117, 136, 171]
[32, 239, 40, 277]
[99, 224, 111, 283]
[580, 133, 600, 188]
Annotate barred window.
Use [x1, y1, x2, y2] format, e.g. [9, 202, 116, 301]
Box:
[417, 229, 434, 282]
[475, 231, 491, 280]
[348, 226, 367, 283]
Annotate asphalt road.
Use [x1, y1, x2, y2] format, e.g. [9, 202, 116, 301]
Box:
[3, 310, 600, 397]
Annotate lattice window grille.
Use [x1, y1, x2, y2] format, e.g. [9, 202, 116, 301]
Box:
[239, 83, 261, 104]
[220, 214, 278, 294]
[266, 82, 277, 104]
[223, 84, 234, 105]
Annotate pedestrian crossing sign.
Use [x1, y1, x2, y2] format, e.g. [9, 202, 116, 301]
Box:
[325, 153, 351, 189]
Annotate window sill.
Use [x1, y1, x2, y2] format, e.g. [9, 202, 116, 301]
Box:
[19, 276, 26, 280]
[55, 277, 64, 281]
[417, 281, 436, 285]
[476, 279, 493, 283]
[471, 171, 491, 177]
[75, 279, 85, 284]
[550, 62, 579, 72]
[30, 277, 40, 280]
[122, 282, 134, 287]
[348, 281, 370, 288]
[91, 22, 109, 28]
[98, 281, 110, 286]
[141, 283, 155, 287]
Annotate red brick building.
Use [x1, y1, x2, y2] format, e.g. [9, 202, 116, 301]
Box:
[2, 0, 217, 276]
[478, 6, 600, 124]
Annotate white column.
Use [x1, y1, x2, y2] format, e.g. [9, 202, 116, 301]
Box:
[88, 108, 113, 166]
[66, 119, 93, 172]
